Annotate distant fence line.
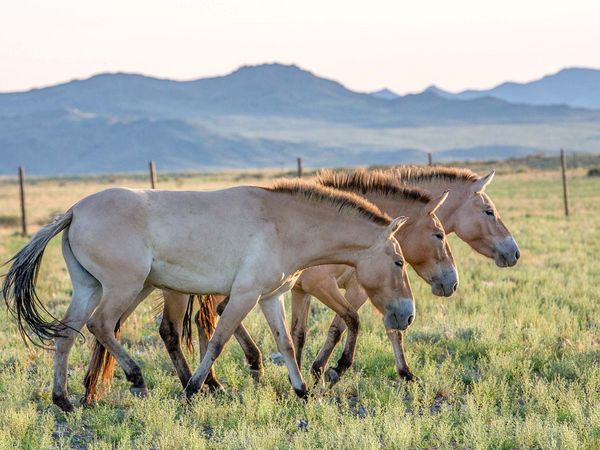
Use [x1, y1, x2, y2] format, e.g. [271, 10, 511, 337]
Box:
[11, 151, 576, 235]
[149, 161, 158, 189]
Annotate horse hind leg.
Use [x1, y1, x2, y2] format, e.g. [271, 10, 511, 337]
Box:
[159, 291, 194, 388]
[290, 289, 311, 368]
[86, 280, 152, 398]
[53, 235, 103, 413]
[83, 284, 154, 404]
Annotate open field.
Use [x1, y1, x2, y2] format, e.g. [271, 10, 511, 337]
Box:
[0, 166, 599, 449]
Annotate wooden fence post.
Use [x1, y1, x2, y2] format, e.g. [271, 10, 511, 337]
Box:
[560, 149, 569, 217]
[427, 152, 433, 166]
[297, 157, 303, 178]
[149, 161, 157, 189]
[18, 166, 27, 236]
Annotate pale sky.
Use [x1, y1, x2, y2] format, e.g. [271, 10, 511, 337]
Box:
[1, 0, 600, 94]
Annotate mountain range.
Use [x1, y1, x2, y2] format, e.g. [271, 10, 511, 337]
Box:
[379, 68, 600, 110]
[1, 64, 599, 175]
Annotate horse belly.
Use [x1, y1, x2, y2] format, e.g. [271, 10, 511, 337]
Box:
[147, 258, 236, 294]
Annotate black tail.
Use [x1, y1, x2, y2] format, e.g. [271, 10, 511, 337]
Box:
[181, 295, 195, 353]
[2, 210, 74, 347]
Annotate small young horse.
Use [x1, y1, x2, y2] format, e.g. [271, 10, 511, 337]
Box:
[3, 180, 415, 412]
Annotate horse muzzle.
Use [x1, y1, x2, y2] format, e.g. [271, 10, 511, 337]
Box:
[384, 299, 415, 331]
[494, 236, 520, 267]
[431, 267, 459, 297]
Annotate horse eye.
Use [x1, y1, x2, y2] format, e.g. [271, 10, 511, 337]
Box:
[394, 260, 404, 268]
[434, 232, 444, 240]
[485, 210, 494, 217]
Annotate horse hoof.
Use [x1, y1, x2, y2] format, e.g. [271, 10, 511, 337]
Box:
[325, 368, 340, 386]
[130, 386, 149, 397]
[52, 394, 74, 413]
[398, 370, 420, 383]
[294, 386, 309, 401]
[184, 385, 199, 401]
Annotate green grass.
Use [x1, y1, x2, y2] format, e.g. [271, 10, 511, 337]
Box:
[0, 169, 599, 449]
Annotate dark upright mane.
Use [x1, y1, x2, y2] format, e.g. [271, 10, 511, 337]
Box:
[390, 166, 479, 184]
[316, 169, 432, 204]
[266, 179, 391, 226]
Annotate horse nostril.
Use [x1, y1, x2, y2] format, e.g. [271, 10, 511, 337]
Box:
[515, 249, 521, 260]
[407, 315, 414, 326]
[452, 282, 458, 293]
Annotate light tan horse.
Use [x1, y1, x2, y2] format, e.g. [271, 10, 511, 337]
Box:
[82, 173, 458, 399]
[296, 166, 520, 381]
[389, 166, 520, 267]
[2, 180, 415, 412]
[289, 170, 458, 382]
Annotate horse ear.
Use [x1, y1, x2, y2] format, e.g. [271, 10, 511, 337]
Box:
[383, 216, 408, 239]
[471, 170, 495, 193]
[426, 190, 449, 216]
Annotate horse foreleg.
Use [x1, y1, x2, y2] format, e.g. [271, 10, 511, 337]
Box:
[194, 295, 225, 391]
[305, 278, 360, 385]
[216, 297, 264, 381]
[185, 291, 260, 399]
[311, 315, 346, 382]
[387, 329, 418, 381]
[259, 295, 308, 399]
[290, 288, 312, 367]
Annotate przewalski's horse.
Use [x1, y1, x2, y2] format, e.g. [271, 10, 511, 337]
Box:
[300, 166, 520, 381]
[83, 172, 458, 398]
[389, 166, 520, 267]
[289, 169, 458, 382]
[2, 180, 415, 412]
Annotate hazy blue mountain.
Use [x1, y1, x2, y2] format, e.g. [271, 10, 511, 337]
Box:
[370, 88, 400, 100]
[0, 65, 382, 124]
[2, 64, 597, 126]
[1, 63, 599, 175]
[428, 68, 600, 109]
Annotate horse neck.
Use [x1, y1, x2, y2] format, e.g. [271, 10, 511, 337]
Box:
[402, 179, 470, 233]
[270, 197, 383, 269]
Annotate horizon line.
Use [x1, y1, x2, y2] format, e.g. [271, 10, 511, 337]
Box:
[2, 62, 599, 97]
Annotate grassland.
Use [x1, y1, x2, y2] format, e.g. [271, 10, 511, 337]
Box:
[0, 165, 599, 449]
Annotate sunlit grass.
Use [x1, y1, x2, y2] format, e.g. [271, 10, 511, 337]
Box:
[0, 169, 599, 449]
